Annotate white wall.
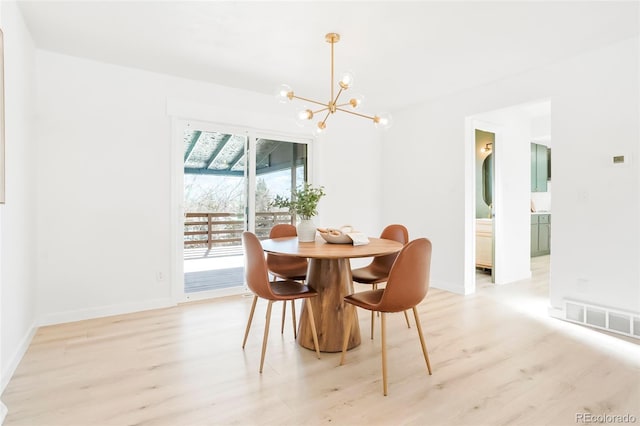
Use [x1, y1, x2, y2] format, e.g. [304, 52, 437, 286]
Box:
[549, 37, 639, 313]
[36, 51, 174, 323]
[314, 115, 383, 235]
[0, 1, 38, 391]
[383, 36, 639, 314]
[35, 50, 383, 324]
[381, 96, 471, 293]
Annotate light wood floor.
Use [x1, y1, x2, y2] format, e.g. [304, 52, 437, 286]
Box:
[2, 256, 639, 425]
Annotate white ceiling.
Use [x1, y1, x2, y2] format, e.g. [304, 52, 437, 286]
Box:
[17, 1, 639, 112]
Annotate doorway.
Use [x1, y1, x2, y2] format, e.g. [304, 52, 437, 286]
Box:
[174, 120, 311, 301]
[475, 129, 495, 284]
[465, 100, 551, 294]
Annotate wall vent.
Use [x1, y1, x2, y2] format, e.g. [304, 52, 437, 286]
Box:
[564, 300, 639, 340]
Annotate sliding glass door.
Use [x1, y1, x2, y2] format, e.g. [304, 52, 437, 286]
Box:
[177, 121, 310, 300]
[182, 129, 248, 296]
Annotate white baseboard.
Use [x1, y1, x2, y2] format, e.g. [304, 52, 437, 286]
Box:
[494, 270, 532, 285]
[1, 321, 37, 394]
[430, 280, 466, 295]
[38, 297, 176, 327]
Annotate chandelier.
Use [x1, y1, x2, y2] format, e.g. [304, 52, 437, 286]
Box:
[275, 33, 392, 133]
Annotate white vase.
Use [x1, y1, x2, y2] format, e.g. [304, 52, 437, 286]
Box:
[297, 218, 317, 242]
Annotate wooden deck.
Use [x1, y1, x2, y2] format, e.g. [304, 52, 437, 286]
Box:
[184, 245, 243, 260]
[181, 212, 293, 294]
[184, 246, 245, 293]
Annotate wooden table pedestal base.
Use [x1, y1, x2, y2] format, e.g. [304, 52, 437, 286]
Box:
[297, 258, 361, 352]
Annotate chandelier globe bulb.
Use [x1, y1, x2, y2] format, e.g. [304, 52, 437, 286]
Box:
[296, 109, 314, 127]
[297, 109, 313, 121]
[349, 94, 364, 109]
[374, 112, 393, 130]
[315, 121, 326, 134]
[275, 84, 294, 103]
[338, 71, 355, 90]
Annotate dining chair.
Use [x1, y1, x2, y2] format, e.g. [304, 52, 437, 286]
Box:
[350, 224, 411, 339]
[241, 231, 320, 373]
[266, 224, 309, 338]
[340, 238, 433, 396]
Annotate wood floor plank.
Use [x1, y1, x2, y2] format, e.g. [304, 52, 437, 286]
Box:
[2, 256, 639, 425]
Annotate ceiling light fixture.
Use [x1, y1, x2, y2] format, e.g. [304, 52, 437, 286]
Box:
[481, 143, 493, 153]
[275, 33, 392, 133]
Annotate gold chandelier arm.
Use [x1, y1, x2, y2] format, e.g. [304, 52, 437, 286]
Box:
[291, 94, 329, 108]
[335, 107, 377, 121]
[313, 107, 329, 114]
[320, 110, 331, 126]
[332, 87, 344, 107]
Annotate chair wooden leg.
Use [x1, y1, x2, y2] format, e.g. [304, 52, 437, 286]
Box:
[281, 301, 287, 334]
[374, 283, 380, 317]
[403, 310, 411, 328]
[291, 300, 297, 339]
[259, 301, 273, 373]
[371, 283, 377, 339]
[381, 312, 388, 396]
[370, 310, 375, 340]
[242, 295, 258, 349]
[290, 280, 302, 339]
[305, 299, 320, 359]
[340, 307, 355, 365]
[412, 306, 432, 375]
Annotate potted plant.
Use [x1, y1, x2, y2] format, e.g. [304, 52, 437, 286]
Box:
[271, 183, 326, 242]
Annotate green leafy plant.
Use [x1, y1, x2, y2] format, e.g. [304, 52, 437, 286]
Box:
[271, 183, 326, 220]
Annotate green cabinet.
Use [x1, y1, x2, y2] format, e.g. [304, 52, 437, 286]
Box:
[531, 143, 549, 192]
[531, 214, 551, 257]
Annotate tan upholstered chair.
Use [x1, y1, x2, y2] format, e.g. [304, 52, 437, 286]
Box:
[350, 224, 411, 338]
[340, 238, 433, 395]
[241, 231, 320, 373]
[266, 224, 309, 337]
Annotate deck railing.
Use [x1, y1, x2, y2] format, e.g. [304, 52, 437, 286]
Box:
[184, 212, 294, 249]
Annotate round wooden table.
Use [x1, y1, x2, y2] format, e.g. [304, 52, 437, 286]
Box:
[261, 236, 403, 352]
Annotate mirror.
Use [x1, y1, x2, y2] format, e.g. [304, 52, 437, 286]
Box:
[482, 153, 493, 208]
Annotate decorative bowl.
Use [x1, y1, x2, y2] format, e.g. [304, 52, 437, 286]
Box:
[319, 232, 352, 244]
[317, 226, 354, 244]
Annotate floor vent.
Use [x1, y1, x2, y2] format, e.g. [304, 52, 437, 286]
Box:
[564, 300, 639, 339]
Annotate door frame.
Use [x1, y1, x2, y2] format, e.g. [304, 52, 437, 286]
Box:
[464, 118, 504, 294]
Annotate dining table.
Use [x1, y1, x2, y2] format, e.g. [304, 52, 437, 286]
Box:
[261, 236, 403, 352]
